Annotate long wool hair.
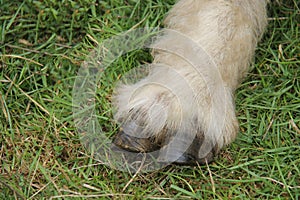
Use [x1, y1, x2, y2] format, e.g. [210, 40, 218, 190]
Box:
[112, 0, 268, 164]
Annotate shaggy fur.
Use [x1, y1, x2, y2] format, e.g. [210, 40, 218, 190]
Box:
[113, 0, 268, 164]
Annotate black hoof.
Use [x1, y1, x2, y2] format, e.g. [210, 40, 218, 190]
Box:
[112, 129, 160, 153]
[158, 134, 218, 165]
[173, 151, 215, 165]
[113, 129, 218, 166]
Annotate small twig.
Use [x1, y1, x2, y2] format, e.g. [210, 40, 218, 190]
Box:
[126, 15, 148, 32]
[263, 117, 275, 140]
[1, 54, 43, 66]
[54, 43, 72, 48]
[86, 34, 99, 45]
[262, 177, 300, 189]
[122, 155, 146, 192]
[4, 44, 78, 64]
[29, 177, 57, 200]
[49, 193, 134, 199]
[57, 189, 81, 195]
[290, 119, 300, 134]
[196, 160, 215, 194]
[205, 159, 216, 194]
[268, 17, 289, 21]
[6, 44, 53, 56]
[83, 183, 101, 192]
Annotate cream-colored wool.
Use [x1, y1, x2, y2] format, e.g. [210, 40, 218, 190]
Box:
[113, 0, 268, 162]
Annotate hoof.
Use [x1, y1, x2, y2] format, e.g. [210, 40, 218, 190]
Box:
[113, 129, 218, 165]
[172, 150, 216, 165]
[112, 129, 160, 153]
[158, 134, 218, 165]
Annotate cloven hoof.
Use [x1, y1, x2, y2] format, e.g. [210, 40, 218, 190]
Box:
[112, 130, 218, 166]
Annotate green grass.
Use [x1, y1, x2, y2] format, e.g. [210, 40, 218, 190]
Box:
[0, 0, 299, 199]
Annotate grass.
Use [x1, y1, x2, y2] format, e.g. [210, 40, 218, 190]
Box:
[0, 0, 299, 199]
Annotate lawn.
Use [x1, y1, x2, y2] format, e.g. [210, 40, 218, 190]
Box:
[0, 0, 299, 199]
